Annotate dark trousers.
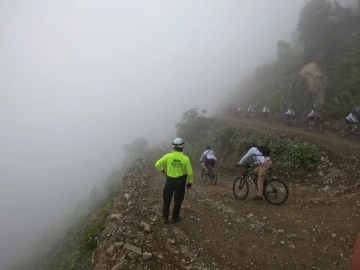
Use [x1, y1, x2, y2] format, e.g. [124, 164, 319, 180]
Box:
[163, 175, 187, 219]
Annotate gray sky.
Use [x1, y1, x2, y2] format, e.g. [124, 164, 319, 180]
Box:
[0, 0, 305, 268]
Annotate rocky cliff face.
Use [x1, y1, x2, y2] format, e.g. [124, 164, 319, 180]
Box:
[299, 62, 328, 106]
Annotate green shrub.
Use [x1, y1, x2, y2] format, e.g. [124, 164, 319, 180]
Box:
[178, 116, 323, 171]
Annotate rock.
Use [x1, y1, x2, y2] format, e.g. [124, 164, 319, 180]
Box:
[168, 239, 175, 244]
[124, 193, 130, 200]
[140, 221, 151, 232]
[353, 104, 360, 113]
[288, 244, 296, 249]
[115, 242, 124, 248]
[322, 185, 331, 192]
[112, 259, 128, 270]
[299, 63, 327, 105]
[331, 233, 337, 238]
[278, 229, 284, 233]
[123, 243, 142, 255]
[318, 171, 324, 177]
[325, 179, 334, 185]
[247, 213, 254, 218]
[142, 252, 153, 260]
[128, 251, 138, 260]
[107, 245, 115, 256]
[110, 214, 122, 220]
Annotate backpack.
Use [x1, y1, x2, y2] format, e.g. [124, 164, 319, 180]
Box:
[257, 146, 271, 157]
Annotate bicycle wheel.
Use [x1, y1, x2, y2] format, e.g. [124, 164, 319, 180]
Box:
[339, 126, 351, 137]
[232, 176, 249, 200]
[209, 168, 218, 185]
[353, 129, 360, 141]
[302, 120, 309, 131]
[263, 178, 289, 206]
[201, 168, 207, 182]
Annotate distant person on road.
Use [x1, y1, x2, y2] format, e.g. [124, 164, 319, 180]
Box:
[236, 143, 272, 201]
[308, 106, 319, 130]
[199, 145, 217, 172]
[345, 112, 358, 125]
[285, 107, 295, 121]
[262, 106, 270, 119]
[237, 106, 243, 118]
[228, 107, 233, 116]
[155, 138, 193, 224]
[247, 106, 253, 118]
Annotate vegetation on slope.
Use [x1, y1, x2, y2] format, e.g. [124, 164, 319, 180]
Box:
[224, 0, 360, 120]
[33, 137, 150, 270]
[177, 108, 323, 171]
[37, 170, 123, 270]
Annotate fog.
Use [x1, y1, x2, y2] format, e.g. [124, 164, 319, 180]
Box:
[0, 0, 305, 268]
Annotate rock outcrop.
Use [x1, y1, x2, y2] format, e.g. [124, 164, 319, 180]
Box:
[299, 62, 328, 106]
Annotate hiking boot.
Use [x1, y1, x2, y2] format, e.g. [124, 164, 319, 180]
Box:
[171, 216, 181, 223]
[163, 218, 169, 224]
[252, 195, 264, 201]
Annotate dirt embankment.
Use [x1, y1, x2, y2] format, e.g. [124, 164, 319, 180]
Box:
[92, 150, 360, 270]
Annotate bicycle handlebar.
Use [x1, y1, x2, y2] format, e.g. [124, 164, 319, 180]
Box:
[235, 164, 252, 168]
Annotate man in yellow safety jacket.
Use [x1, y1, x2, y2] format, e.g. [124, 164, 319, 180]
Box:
[155, 138, 193, 224]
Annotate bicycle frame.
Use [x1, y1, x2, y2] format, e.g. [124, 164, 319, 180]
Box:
[240, 165, 267, 187]
[206, 164, 216, 178]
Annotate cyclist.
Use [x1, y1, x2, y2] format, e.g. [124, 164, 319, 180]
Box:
[236, 143, 272, 200]
[155, 138, 193, 224]
[345, 111, 358, 125]
[262, 106, 270, 120]
[247, 106, 254, 118]
[308, 106, 319, 130]
[199, 145, 216, 172]
[237, 106, 244, 118]
[285, 107, 295, 122]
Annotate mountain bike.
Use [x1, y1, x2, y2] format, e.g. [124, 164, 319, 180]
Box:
[201, 164, 218, 185]
[262, 113, 272, 123]
[232, 164, 289, 206]
[339, 123, 360, 140]
[303, 116, 324, 133]
[284, 115, 296, 126]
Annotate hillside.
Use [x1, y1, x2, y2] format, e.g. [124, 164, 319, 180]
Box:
[81, 115, 360, 269]
[224, 0, 360, 122]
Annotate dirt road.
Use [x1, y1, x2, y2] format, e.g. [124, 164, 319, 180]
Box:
[91, 118, 360, 270]
[92, 160, 360, 270]
[220, 116, 360, 159]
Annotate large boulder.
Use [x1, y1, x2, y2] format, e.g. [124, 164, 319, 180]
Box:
[353, 104, 360, 113]
[299, 63, 327, 105]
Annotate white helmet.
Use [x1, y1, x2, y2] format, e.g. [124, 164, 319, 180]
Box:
[172, 138, 184, 148]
